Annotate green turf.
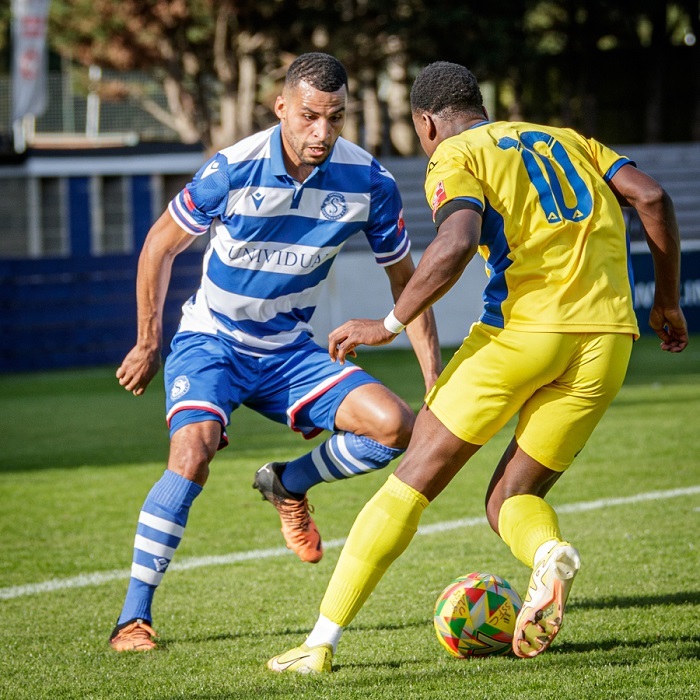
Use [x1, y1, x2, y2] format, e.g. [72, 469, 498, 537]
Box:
[1, 336, 699, 699]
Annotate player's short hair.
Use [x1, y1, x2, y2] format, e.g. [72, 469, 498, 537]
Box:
[285, 53, 348, 93]
[410, 62, 483, 119]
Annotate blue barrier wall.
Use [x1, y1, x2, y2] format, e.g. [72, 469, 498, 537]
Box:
[1, 145, 698, 372]
[631, 247, 700, 338]
[0, 147, 205, 372]
[2, 247, 697, 373]
[0, 253, 202, 372]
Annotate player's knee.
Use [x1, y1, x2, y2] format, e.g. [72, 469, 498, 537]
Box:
[168, 423, 219, 485]
[371, 403, 414, 448]
[167, 446, 210, 485]
[337, 385, 414, 448]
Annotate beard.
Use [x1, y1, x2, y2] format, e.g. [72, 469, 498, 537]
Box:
[285, 129, 330, 166]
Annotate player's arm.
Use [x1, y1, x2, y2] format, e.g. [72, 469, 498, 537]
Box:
[608, 164, 688, 353]
[116, 210, 197, 395]
[383, 255, 442, 392]
[330, 208, 481, 364]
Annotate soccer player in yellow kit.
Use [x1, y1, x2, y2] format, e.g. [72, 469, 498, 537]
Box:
[268, 61, 689, 671]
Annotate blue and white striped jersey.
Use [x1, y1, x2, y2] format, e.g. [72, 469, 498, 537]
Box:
[168, 125, 410, 354]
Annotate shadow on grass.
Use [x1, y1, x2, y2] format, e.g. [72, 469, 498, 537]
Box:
[181, 590, 700, 646]
[553, 634, 700, 658]
[0, 401, 319, 474]
[3, 336, 697, 473]
[181, 618, 433, 647]
[569, 589, 700, 610]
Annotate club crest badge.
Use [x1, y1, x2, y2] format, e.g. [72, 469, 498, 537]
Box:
[170, 375, 190, 400]
[321, 192, 347, 220]
[431, 181, 447, 216]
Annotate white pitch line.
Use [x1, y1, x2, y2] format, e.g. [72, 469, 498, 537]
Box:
[1, 484, 698, 601]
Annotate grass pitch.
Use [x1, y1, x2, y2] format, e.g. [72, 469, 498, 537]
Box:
[1, 336, 699, 699]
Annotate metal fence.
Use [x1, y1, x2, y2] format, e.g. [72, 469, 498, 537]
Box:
[1, 67, 179, 143]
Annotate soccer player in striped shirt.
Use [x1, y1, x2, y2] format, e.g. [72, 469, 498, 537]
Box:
[109, 53, 441, 652]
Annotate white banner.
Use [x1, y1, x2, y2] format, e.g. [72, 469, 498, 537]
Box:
[11, 0, 50, 122]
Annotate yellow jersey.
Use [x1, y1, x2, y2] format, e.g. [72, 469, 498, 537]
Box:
[424, 120, 639, 336]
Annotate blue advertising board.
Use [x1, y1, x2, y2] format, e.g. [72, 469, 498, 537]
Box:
[631, 246, 699, 336]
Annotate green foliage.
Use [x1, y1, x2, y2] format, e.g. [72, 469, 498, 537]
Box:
[1, 337, 699, 698]
[0, 3, 10, 57]
[36, 1, 700, 147]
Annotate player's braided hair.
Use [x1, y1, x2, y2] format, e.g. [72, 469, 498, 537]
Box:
[410, 61, 483, 118]
[285, 53, 348, 93]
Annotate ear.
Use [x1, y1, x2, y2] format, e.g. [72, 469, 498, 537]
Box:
[274, 95, 285, 120]
[422, 112, 438, 142]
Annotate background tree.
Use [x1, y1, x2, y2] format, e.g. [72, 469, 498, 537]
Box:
[0, 4, 10, 73]
[42, 0, 700, 150]
[49, 0, 281, 150]
[519, 0, 699, 142]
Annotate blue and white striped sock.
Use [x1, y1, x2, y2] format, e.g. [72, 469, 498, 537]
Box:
[117, 469, 202, 625]
[280, 431, 405, 495]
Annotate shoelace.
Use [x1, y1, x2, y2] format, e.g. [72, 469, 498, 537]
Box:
[118, 621, 157, 642]
[276, 497, 313, 533]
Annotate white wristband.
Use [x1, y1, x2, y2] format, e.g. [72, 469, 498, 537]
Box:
[383, 309, 406, 334]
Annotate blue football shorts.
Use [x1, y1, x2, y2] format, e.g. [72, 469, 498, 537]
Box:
[164, 331, 379, 447]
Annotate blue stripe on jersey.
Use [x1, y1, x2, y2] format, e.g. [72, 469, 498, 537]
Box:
[375, 234, 410, 266]
[169, 197, 209, 234]
[211, 306, 315, 336]
[479, 201, 512, 328]
[311, 163, 370, 193]
[625, 227, 635, 308]
[172, 125, 409, 350]
[220, 214, 361, 248]
[365, 158, 406, 258]
[455, 195, 484, 212]
[603, 157, 635, 183]
[206, 246, 336, 297]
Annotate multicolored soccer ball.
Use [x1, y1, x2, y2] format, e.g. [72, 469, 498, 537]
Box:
[433, 572, 522, 657]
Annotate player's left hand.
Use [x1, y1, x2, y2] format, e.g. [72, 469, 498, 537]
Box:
[649, 304, 689, 353]
[329, 318, 398, 363]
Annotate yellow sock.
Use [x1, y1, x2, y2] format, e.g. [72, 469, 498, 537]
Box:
[498, 494, 562, 568]
[320, 474, 429, 627]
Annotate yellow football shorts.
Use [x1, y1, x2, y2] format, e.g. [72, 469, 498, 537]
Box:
[425, 322, 633, 471]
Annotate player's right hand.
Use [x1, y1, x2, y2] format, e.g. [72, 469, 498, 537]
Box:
[116, 344, 162, 395]
[328, 318, 398, 364]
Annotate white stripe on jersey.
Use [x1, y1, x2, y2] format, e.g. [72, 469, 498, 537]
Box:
[168, 198, 209, 235]
[225, 186, 370, 222]
[374, 238, 411, 265]
[170, 126, 409, 352]
[211, 232, 343, 276]
[203, 275, 324, 323]
[178, 298, 311, 354]
[327, 137, 374, 166]
[219, 128, 273, 164]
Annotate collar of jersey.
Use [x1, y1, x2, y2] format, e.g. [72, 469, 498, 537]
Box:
[468, 120, 491, 130]
[270, 123, 333, 181]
